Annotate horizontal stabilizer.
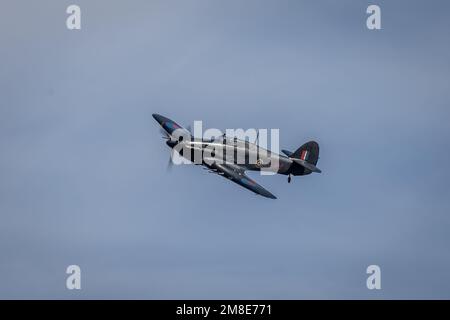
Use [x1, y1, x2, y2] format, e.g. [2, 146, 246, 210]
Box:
[282, 149, 293, 157]
[291, 158, 322, 173]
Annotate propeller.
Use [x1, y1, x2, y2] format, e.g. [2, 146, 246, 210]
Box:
[159, 125, 192, 172]
[157, 128, 174, 171]
[167, 151, 174, 172]
[160, 128, 170, 139]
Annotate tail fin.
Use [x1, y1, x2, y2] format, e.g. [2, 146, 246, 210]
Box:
[289, 141, 321, 173]
[291, 141, 319, 165]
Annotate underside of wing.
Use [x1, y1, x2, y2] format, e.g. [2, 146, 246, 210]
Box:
[204, 161, 277, 199]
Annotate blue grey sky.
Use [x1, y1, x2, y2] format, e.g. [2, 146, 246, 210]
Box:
[1, 0, 450, 299]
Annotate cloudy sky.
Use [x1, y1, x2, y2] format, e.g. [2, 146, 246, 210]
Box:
[1, 0, 449, 298]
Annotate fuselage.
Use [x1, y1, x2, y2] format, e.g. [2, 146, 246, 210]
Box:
[168, 136, 303, 176]
[153, 113, 311, 176]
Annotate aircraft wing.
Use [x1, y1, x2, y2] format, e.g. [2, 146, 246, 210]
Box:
[204, 161, 277, 199]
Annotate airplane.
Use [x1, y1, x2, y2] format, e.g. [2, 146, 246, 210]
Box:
[152, 113, 321, 199]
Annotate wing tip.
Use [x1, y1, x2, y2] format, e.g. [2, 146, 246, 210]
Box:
[261, 192, 277, 199]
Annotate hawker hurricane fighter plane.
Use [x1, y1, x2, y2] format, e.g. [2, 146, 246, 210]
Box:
[152, 114, 321, 199]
